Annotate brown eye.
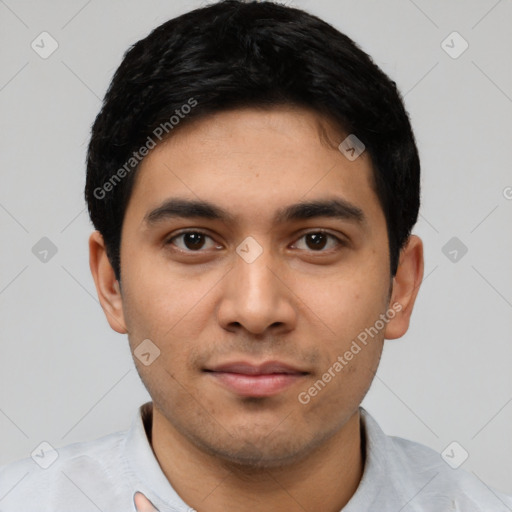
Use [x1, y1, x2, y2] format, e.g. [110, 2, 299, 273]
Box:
[182, 233, 206, 250]
[293, 231, 343, 252]
[166, 231, 219, 252]
[305, 233, 328, 250]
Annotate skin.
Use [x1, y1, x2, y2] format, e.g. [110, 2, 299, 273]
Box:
[134, 492, 158, 512]
[90, 106, 424, 512]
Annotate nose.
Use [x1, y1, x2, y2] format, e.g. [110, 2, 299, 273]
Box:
[216, 244, 298, 336]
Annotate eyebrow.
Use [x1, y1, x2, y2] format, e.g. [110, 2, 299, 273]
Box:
[144, 198, 236, 226]
[276, 198, 365, 225]
[143, 197, 366, 227]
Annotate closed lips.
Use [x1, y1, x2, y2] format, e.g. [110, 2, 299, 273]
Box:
[204, 361, 309, 375]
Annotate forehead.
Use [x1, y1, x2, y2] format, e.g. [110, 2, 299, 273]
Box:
[123, 106, 383, 231]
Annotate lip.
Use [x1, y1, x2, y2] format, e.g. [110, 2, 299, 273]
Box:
[204, 360, 308, 397]
[207, 360, 307, 375]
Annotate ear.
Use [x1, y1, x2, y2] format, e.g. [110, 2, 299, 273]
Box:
[384, 234, 424, 340]
[88, 230, 128, 334]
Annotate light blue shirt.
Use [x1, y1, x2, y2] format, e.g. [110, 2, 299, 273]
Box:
[1, 402, 511, 511]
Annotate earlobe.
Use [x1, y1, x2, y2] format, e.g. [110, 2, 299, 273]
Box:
[384, 235, 424, 340]
[88, 231, 128, 334]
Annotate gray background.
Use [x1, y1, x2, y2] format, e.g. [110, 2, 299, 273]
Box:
[1, 0, 511, 496]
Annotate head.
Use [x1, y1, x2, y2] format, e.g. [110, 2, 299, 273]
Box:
[86, 0, 423, 468]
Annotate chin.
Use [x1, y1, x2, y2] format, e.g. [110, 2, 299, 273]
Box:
[190, 424, 325, 470]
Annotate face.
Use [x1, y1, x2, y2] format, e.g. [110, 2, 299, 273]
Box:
[102, 106, 407, 468]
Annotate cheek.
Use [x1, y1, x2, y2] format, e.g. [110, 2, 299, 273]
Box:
[299, 271, 386, 343]
[121, 265, 224, 386]
[122, 252, 213, 337]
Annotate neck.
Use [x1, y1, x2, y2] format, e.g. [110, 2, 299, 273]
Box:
[149, 404, 364, 512]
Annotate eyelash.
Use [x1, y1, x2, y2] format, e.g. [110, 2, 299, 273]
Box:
[164, 229, 346, 254]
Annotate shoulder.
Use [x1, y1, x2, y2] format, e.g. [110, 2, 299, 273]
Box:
[389, 432, 512, 510]
[359, 408, 512, 511]
[0, 429, 133, 512]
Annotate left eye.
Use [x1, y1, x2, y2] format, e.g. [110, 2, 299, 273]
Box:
[167, 232, 220, 251]
[292, 232, 342, 251]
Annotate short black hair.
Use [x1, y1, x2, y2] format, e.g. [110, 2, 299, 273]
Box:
[85, 0, 420, 282]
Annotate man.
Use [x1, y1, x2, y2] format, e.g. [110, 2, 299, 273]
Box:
[1, 1, 510, 511]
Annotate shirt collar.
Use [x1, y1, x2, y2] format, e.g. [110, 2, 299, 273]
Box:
[342, 407, 407, 510]
[122, 401, 189, 511]
[122, 401, 405, 511]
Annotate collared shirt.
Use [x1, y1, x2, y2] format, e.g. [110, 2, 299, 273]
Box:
[1, 402, 511, 511]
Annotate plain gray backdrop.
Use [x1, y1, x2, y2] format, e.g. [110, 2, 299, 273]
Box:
[1, 0, 511, 496]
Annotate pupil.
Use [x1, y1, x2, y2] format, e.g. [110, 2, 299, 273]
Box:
[184, 233, 204, 250]
[307, 233, 327, 250]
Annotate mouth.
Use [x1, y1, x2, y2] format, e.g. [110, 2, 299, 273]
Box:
[203, 360, 309, 398]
